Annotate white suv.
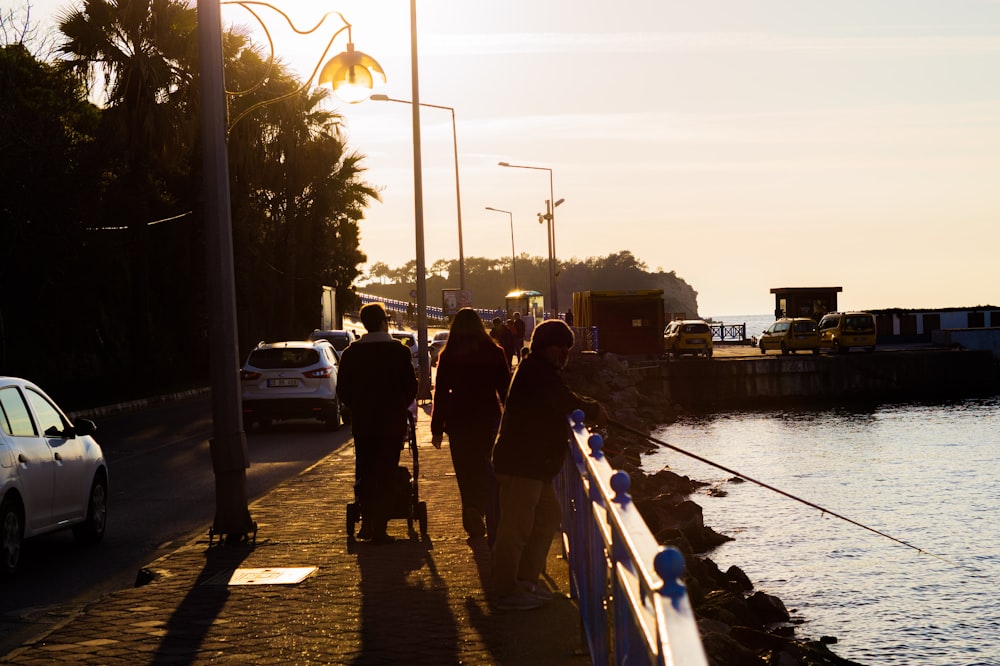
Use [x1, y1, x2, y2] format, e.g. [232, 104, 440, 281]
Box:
[240, 340, 342, 431]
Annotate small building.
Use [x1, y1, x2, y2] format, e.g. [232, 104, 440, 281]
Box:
[505, 289, 545, 320]
[871, 306, 1000, 343]
[573, 290, 665, 356]
[771, 286, 842, 321]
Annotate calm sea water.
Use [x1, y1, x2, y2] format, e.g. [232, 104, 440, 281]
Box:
[645, 393, 1000, 665]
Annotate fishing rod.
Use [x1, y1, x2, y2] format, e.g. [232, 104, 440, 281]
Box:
[607, 418, 988, 577]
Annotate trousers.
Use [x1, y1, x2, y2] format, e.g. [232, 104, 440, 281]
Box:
[492, 474, 562, 596]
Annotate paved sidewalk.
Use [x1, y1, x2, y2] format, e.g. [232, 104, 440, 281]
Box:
[3, 407, 589, 665]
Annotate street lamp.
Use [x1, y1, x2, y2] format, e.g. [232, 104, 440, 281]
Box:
[197, 0, 384, 540]
[485, 207, 516, 288]
[370, 94, 466, 292]
[498, 162, 562, 316]
[222, 2, 385, 128]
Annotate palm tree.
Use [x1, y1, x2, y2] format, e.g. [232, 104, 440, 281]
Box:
[57, 0, 199, 387]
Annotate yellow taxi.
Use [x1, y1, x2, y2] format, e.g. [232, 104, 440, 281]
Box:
[818, 312, 877, 353]
[663, 319, 714, 359]
[758, 318, 820, 355]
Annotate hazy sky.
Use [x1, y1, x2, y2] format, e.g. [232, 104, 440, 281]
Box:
[22, 0, 1000, 315]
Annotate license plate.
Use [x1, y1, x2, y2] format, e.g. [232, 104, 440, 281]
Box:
[267, 378, 298, 387]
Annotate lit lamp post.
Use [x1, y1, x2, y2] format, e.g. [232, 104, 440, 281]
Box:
[485, 207, 516, 289]
[197, 0, 384, 539]
[370, 94, 465, 293]
[498, 161, 562, 317]
[361, 1, 431, 401]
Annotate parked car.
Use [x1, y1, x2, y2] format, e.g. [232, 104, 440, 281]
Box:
[390, 331, 430, 373]
[429, 331, 449, 366]
[818, 312, 877, 353]
[240, 340, 342, 431]
[663, 319, 714, 359]
[758, 318, 820, 355]
[0, 376, 109, 575]
[308, 329, 356, 358]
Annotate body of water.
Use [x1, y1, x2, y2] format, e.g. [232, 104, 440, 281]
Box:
[645, 396, 1000, 665]
[707, 313, 776, 341]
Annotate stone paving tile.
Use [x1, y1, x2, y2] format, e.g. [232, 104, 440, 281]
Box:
[2, 409, 590, 665]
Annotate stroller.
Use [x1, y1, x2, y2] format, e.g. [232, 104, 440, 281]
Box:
[347, 409, 428, 538]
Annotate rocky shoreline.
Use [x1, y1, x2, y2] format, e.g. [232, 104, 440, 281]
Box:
[563, 352, 865, 666]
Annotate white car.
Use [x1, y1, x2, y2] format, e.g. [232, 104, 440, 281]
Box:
[240, 340, 343, 431]
[0, 377, 109, 575]
[390, 331, 431, 373]
[429, 331, 449, 367]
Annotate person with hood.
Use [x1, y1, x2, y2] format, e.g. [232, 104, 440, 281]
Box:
[490, 319, 608, 610]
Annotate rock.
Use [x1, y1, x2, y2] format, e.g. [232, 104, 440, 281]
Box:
[747, 591, 791, 624]
[726, 565, 754, 592]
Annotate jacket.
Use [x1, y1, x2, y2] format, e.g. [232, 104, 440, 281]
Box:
[336, 332, 418, 441]
[431, 341, 510, 439]
[491, 353, 601, 480]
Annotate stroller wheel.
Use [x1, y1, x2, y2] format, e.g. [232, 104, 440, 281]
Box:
[417, 501, 428, 535]
[346, 502, 360, 537]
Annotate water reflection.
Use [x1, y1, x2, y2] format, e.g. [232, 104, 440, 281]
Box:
[646, 397, 1000, 666]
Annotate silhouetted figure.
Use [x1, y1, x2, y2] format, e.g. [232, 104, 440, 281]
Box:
[337, 302, 418, 543]
[564, 309, 574, 327]
[431, 308, 510, 542]
[491, 320, 608, 610]
[490, 317, 516, 368]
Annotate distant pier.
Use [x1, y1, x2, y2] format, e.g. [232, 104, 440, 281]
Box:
[632, 346, 999, 410]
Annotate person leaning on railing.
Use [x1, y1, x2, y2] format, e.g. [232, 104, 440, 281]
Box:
[490, 319, 608, 611]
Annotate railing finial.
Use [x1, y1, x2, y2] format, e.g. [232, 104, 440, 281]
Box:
[610, 470, 631, 504]
[588, 433, 604, 458]
[654, 547, 688, 608]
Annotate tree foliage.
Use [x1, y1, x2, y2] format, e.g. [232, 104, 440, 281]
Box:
[1, 4, 376, 407]
[360, 250, 700, 317]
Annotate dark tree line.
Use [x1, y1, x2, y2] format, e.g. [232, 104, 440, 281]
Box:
[362, 250, 700, 318]
[1, 2, 376, 409]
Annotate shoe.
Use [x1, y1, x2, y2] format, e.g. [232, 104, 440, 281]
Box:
[462, 507, 486, 539]
[357, 525, 373, 540]
[518, 580, 553, 602]
[495, 590, 545, 611]
[369, 533, 395, 545]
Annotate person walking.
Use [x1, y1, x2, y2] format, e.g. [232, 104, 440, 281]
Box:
[511, 312, 526, 360]
[491, 319, 607, 610]
[337, 302, 418, 543]
[430, 308, 511, 542]
[489, 317, 516, 368]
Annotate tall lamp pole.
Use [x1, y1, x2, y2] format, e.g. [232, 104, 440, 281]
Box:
[485, 207, 516, 289]
[370, 94, 465, 292]
[197, 0, 384, 538]
[406, 0, 431, 401]
[498, 161, 561, 317]
[198, 0, 254, 540]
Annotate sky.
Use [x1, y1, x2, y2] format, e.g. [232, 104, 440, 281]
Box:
[19, 0, 1000, 316]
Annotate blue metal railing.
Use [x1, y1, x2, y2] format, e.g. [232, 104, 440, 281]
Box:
[556, 410, 708, 666]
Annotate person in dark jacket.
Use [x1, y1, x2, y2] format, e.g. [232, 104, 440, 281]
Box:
[490, 319, 607, 610]
[430, 308, 510, 542]
[489, 317, 516, 367]
[337, 302, 418, 543]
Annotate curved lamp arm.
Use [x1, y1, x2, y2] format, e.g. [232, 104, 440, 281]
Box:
[222, 1, 385, 129]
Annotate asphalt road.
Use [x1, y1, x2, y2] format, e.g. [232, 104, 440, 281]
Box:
[0, 395, 352, 655]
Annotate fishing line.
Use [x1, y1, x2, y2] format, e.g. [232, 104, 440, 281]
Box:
[608, 418, 990, 578]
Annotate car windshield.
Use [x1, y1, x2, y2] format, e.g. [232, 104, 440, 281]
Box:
[683, 323, 709, 334]
[248, 348, 320, 369]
